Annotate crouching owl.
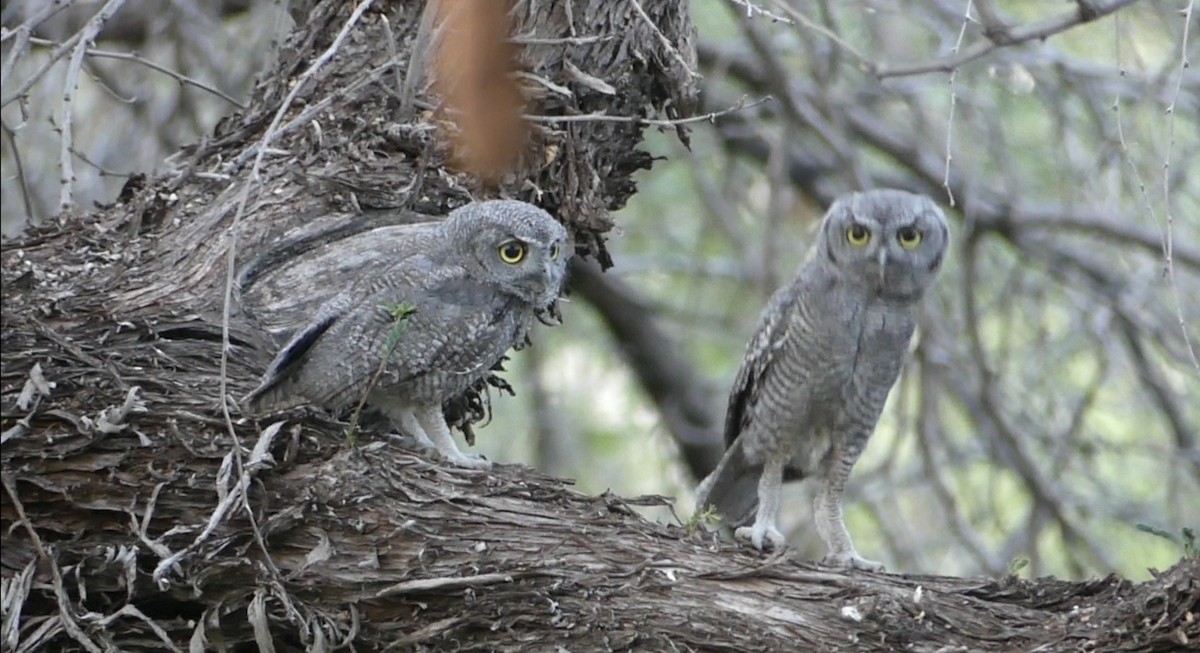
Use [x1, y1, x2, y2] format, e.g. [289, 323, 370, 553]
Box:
[245, 199, 571, 468]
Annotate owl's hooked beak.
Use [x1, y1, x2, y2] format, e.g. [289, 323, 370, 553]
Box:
[877, 248, 889, 285]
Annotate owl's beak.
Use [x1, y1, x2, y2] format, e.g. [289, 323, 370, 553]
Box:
[877, 249, 889, 285]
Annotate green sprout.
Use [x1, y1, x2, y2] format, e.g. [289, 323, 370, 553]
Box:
[1006, 557, 1030, 577]
[345, 301, 417, 444]
[1136, 523, 1198, 559]
[685, 505, 722, 534]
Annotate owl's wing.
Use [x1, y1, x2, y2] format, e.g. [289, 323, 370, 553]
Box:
[723, 284, 794, 448]
[247, 272, 517, 412]
[239, 221, 443, 338]
[243, 289, 362, 410]
[696, 284, 800, 526]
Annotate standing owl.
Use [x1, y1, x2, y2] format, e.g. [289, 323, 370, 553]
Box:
[245, 199, 571, 468]
[695, 189, 948, 570]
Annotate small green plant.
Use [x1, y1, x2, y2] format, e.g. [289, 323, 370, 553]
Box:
[382, 301, 418, 348]
[685, 505, 722, 534]
[345, 302, 417, 444]
[1136, 523, 1198, 558]
[1006, 556, 1030, 577]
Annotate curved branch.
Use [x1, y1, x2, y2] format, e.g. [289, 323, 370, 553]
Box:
[569, 258, 725, 480]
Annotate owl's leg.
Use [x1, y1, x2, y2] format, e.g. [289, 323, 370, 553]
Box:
[734, 456, 786, 551]
[814, 441, 884, 572]
[414, 404, 492, 469]
[372, 400, 437, 450]
[397, 410, 436, 449]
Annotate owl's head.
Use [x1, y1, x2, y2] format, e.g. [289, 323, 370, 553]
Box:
[445, 200, 572, 306]
[818, 189, 949, 301]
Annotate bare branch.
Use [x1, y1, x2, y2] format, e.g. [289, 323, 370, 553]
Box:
[874, 0, 1143, 79]
[523, 94, 772, 126]
[26, 36, 246, 108]
[55, 0, 130, 210]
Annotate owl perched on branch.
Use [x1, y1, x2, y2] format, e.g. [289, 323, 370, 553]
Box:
[696, 189, 949, 570]
[245, 200, 571, 468]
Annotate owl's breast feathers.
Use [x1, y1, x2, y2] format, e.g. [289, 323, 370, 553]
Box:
[724, 272, 916, 464]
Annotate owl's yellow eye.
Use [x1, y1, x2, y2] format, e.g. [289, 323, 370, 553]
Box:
[549, 242, 560, 260]
[498, 241, 527, 264]
[897, 227, 922, 249]
[846, 224, 871, 247]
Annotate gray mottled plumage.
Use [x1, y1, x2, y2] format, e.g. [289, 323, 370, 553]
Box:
[695, 189, 948, 570]
[245, 200, 571, 468]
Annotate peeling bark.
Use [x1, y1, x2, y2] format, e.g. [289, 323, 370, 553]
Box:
[1, 1, 1196, 652]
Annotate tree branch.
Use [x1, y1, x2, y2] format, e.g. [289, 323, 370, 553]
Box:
[570, 258, 725, 480]
[873, 0, 1143, 78]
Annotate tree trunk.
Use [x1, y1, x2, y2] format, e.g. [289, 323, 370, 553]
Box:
[1, 1, 1195, 651]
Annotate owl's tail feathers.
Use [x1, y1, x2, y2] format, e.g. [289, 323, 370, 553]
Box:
[694, 441, 761, 528]
[241, 375, 306, 415]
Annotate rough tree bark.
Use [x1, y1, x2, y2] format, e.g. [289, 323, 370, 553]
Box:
[0, 1, 1196, 651]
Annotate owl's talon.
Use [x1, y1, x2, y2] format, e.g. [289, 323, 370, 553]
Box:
[734, 524, 786, 552]
[443, 450, 492, 469]
[387, 431, 435, 452]
[822, 551, 885, 572]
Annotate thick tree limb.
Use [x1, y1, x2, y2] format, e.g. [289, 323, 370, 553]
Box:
[0, 298, 1196, 650]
